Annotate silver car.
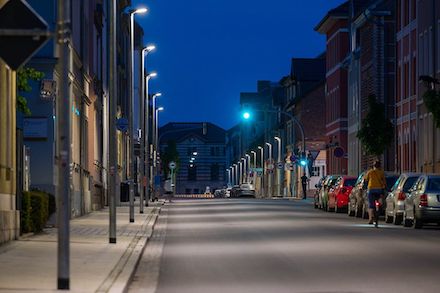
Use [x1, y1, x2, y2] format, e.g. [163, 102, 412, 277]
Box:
[238, 183, 255, 197]
[403, 175, 440, 229]
[385, 173, 421, 225]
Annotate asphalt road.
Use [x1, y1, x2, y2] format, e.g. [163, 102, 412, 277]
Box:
[128, 199, 440, 293]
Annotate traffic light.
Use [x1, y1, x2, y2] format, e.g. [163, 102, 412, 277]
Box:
[299, 156, 307, 166]
[242, 111, 251, 120]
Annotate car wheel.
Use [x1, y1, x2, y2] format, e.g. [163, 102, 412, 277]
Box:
[403, 212, 412, 227]
[393, 212, 403, 225]
[385, 213, 393, 223]
[348, 204, 355, 217]
[362, 204, 369, 219]
[414, 210, 423, 229]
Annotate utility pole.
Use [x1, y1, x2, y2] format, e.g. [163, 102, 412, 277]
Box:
[108, 0, 117, 243]
[56, 0, 71, 289]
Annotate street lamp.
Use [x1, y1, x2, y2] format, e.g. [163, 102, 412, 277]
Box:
[245, 154, 251, 182]
[250, 151, 257, 169]
[241, 157, 247, 183]
[258, 146, 264, 197]
[274, 136, 282, 197]
[238, 160, 243, 184]
[140, 44, 156, 212]
[129, 6, 148, 223]
[233, 164, 238, 186]
[265, 142, 273, 197]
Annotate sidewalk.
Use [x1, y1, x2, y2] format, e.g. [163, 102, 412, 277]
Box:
[0, 203, 163, 293]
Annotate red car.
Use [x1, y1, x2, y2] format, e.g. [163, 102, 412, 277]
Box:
[327, 176, 357, 212]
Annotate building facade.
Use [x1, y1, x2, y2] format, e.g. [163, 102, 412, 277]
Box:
[417, 0, 440, 173]
[159, 122, 227, 194]
[315, 2, 350, 175]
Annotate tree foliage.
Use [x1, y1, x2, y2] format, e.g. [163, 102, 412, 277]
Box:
[422, 89, 440, 128]
[356, 94, 394, 157]
[161, 140, 180, 178]
[16, 67, 44, 115]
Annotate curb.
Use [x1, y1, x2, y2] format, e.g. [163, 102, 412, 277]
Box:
[99, 207, 161, 293]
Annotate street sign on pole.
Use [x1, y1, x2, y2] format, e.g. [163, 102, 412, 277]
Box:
[168, 161, 176, 170]
[116, 118, 129, 132]
[333, 147, 344, 158]
[0, 0, 51, 70]
[276, 162, 284, 169]
[284, 162, 294, 171]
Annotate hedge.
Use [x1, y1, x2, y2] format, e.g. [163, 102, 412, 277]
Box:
[21, 190, 54, 233]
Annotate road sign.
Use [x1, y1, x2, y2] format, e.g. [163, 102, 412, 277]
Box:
[0, 0, 51, 70]
[290, 155, 297, 163]
[168, 161, 176, 170]
[285, 162, 294, 171]
[276, 162, 284, 169]
[333, 147, 345, 158]
[256, 171, 263, 177]
[116, 118, 129, 132]
[267, 163, 275, 171]
[309, 150, 320, 161]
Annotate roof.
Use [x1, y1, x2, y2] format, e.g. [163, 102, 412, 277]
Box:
[159, 122, 226, 144]
[315, 1, 349, 33]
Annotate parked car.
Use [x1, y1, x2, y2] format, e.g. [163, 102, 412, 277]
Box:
[314, 176, 327, 209]
[230, 185, 241, 198]
[385, 173, 421, 224]
[238, 182, 255, 197]
[318, 175, 340, 210]
[347, 172, 367, 217]
[327, 176, 357, 212]
[403, 174, 440, 228]
[358, 173, 399, 218]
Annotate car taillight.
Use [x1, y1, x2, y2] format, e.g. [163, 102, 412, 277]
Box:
[420, 194, 428, 207]
[397, 192, 406, 201]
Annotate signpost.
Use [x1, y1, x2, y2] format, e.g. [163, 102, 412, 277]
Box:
[116, 118, 129, 133]
[333, 147, 344, 158]
[276, 162, 284, 170]
[0, 0, 51, 70]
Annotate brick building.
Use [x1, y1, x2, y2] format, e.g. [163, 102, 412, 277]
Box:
[315, 2, 350, 175]
[396, 0, 418, 173]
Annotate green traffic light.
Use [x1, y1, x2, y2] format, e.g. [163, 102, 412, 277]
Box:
[243, 112, 250, 120]
[300, 159, 307, 166]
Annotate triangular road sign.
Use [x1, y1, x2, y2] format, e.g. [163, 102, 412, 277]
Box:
[0, 0, 51, 70]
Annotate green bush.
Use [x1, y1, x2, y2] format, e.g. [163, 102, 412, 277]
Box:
[21, 190, 50, 233]
[21, 192, 32, 233]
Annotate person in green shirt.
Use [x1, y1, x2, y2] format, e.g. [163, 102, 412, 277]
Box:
[364, 160, 386, 224]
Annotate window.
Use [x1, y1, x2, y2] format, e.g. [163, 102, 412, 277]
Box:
[312, 166, 320, 177]
[211, 163, 219, 181]
[188, 165, 197, 181]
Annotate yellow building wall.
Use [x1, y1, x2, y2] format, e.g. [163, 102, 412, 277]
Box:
[0, 56, 19, 243]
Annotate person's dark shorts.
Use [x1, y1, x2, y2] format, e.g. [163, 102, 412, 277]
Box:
[368, 189, 384, 209]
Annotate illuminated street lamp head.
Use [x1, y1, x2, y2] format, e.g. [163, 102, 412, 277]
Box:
[265, 142, 272, 147]
[146, 45, 156, 52]
[157, 107, 164, 111]
[153, 92, 162, 98]
[242, 112, 251, 120]
[258, 146, 263, 150]
[251, 151, 256, 154]
[133, 7, 148, 14]
[147, 72, 157, 78]
[274, 136, 281, 142]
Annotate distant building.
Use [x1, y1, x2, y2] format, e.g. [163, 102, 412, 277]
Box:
[159, 122, 227, 194]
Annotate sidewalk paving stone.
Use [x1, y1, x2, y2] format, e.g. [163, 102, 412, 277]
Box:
[0, 204, 162, 293]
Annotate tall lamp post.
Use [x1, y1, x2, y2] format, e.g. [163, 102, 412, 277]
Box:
[274, 136, 282, 197]
[150, 92, 162, 195]
[238, 161, 243, 184]
[265, 142, 273, 197]
[245, 154, 251, 182]
[144, 71, 156, 205]
[250, 151, 257, 169]
[258, 146, 264, 197]
[241, 157, 247, 183]
[233, 164, 238, 186]
[129, 7, 147, 223]
[154, 106, 164, 181]
[140, 45, 155, 212]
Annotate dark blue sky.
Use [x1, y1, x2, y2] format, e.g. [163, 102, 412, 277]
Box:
[132, 0, 345, 130]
